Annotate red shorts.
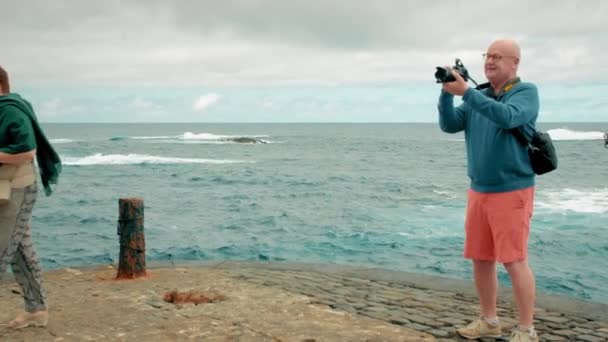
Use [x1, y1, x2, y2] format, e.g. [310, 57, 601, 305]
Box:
[464, 186, 535, 263]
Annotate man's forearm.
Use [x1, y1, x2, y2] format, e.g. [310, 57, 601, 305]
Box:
[462, 86, 539, 129]
[438, 91, 466, 133]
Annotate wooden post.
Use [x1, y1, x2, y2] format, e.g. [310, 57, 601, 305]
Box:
[116, 197, 147, 279]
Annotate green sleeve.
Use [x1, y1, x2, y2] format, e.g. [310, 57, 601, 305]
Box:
[0, 106, 37, 153]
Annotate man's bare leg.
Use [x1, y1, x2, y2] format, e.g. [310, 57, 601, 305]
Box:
[504, 260, 536, 327]
[473, 260, 498, 318]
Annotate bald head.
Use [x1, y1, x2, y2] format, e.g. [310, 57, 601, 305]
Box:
[484, 39, 521, 90]
[489, 39, 521, 59]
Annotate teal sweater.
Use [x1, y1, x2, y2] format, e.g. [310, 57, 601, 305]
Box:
[437, 80, 539, 193]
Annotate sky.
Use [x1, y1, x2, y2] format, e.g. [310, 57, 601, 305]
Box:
[2, 0, 608, 122]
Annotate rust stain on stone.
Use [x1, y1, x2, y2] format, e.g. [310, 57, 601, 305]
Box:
[163, 290, 226, 305]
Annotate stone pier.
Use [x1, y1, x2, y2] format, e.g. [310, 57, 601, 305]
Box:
[1, 261, 606, 341]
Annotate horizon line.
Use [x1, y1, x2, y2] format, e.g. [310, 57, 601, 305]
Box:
[39, 121, 608, 124]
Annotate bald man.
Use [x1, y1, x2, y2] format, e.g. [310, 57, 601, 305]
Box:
[437, 40, 540, 342]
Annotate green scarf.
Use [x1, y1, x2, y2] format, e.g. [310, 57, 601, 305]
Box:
[0, 93, 62, 196]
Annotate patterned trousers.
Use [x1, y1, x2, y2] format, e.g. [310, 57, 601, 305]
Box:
[0, 183, 47, 312]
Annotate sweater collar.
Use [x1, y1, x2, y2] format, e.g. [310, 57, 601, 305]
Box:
[488, 77, 521, 98]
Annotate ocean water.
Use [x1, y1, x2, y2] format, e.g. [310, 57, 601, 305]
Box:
[30, 122, 608, 303]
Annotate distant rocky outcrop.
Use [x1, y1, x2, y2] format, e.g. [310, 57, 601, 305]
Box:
[229, 137, 267, 144]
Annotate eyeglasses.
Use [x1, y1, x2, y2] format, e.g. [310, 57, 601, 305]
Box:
[482, 53, 518, 61]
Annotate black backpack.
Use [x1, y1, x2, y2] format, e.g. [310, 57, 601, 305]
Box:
[510, 128, 558, 175]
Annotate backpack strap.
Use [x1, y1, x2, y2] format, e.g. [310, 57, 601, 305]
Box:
[510, 127, 530, 147]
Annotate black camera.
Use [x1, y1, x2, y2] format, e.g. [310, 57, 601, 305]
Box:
[435, 58, 470, 83]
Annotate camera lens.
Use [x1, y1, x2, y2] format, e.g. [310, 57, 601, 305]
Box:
[435, 67, 454, 83]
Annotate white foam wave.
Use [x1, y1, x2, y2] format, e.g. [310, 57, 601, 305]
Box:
[179, 132, 269, 141]
[156, 140, 277, 145]
[155, 140, 231, 145]
[63, 153, 251, 166]
[130, 132, 269, 141]
[50, 138, 75, 144]
[536, 188, 608, 214]
[131, 136, 173, 140]
[181, 132, 230, 140]
[432, 190, 459, 199]
[397, 227, 460, 238]
[547, 128, 605, 141]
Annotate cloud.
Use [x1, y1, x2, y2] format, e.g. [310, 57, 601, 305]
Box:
[193, 93, 221, 111]
[130, 97, 163, 111]
[1, 0, 607, 87]
[37, 97, 85, 120]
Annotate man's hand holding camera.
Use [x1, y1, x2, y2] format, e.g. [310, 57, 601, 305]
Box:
[435, 58, 473, 96]
[442, 69, 469, 96]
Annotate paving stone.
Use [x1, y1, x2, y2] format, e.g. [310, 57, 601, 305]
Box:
[351, 302, 368, 310]
[389, 317, 411, 326]
[576, 335, 605, 342]
[437, 317, 467, 326]
[428, 329, 451, 338]
[539, 315, 571, 324]
[416, 302, 447, 311]
[417, 311, 440, 320]
[407, 314, 435, 325]
[574, 327, 594, 335]
[570, 317, 590, 324]
[553, 329, 578, 338]
[593, 332, 608, 339]
[424, 319, 447, 328]
[406, 323, 431, 331]
[544, 321, 570, 330]
[538, 334, 567, 341]
[479, 337, 500, 342]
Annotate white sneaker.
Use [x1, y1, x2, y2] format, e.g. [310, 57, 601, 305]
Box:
[456, 317, 502, 339]
[509, 328, 539, 342]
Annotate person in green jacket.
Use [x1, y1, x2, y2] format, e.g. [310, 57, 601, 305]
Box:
[0, 66, 61, 329]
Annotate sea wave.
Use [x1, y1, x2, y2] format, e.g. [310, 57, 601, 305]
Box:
[62, 153, 252, 165]
[536, 188, 608, 214]
[547, 128, 605, 141]
[134, 132, 269, 140]
[130, 135, 174, 140]
[114, 132, 271, 144]
[50, 138, 75, 144]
